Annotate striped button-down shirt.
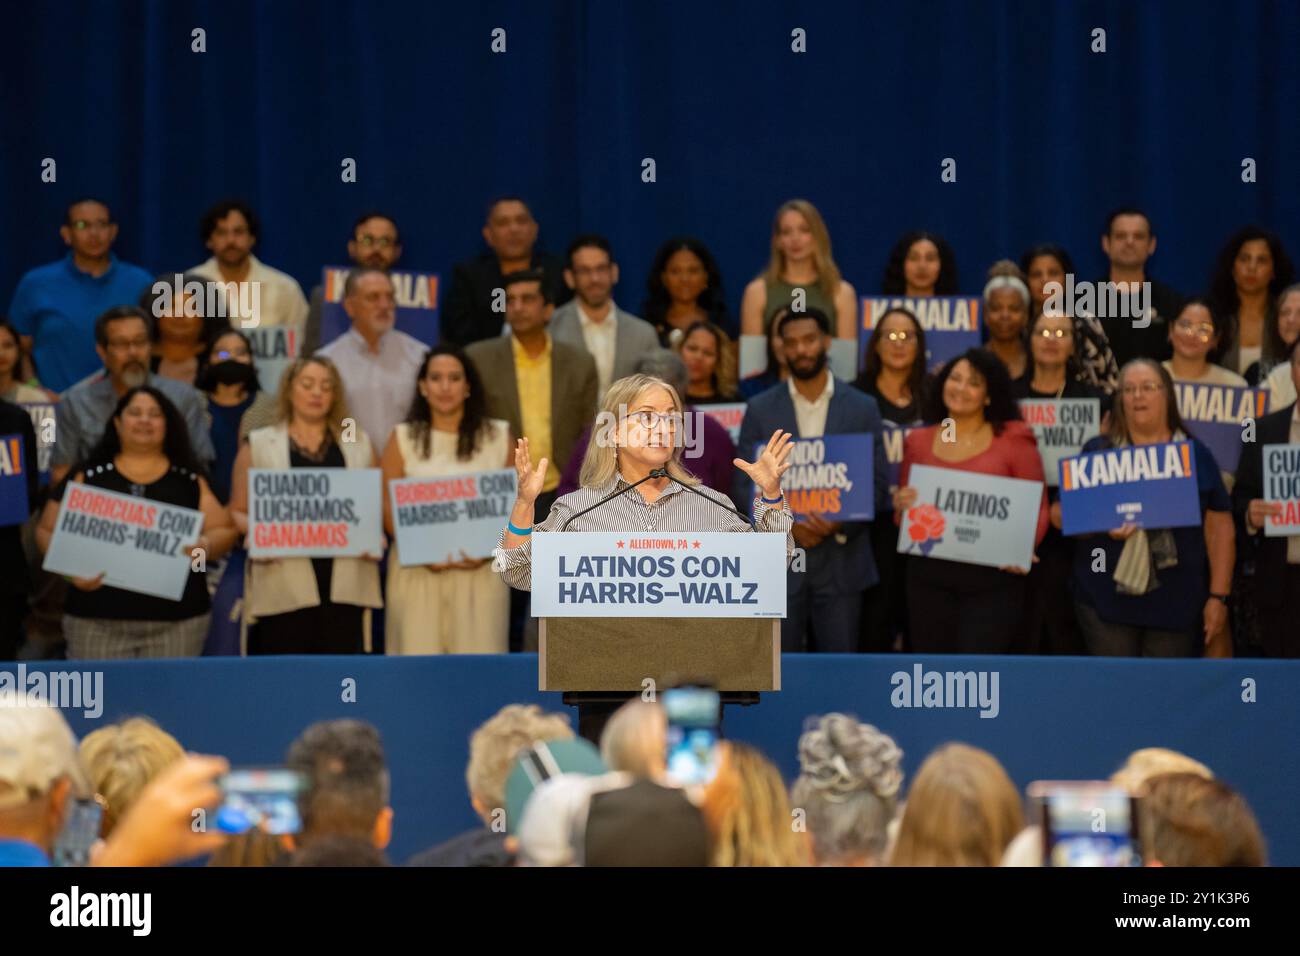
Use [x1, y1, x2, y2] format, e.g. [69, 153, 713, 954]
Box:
[493, 474, 794, 591]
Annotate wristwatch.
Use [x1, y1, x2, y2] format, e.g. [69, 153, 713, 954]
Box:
[1209, 592, 1230, 606]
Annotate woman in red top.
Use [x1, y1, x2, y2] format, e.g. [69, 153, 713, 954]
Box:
[894, 348, 1049, 653]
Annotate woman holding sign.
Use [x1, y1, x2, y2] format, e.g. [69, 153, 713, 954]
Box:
[894, 349, 1049, 654]
[229, 356, 382, 655]
[1068, 360, 1235, 657]
[382, 346, 512, 654]
[35, 387, 236, 658]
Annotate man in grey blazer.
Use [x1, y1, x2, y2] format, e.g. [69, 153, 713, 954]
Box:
[734, 308, 888, 653]
[549, 234, 660, 397]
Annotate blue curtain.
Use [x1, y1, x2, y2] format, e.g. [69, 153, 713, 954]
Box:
[4, 0, 1298, 324]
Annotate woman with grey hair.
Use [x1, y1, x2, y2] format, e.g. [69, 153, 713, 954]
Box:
[790, 713, 904, 866]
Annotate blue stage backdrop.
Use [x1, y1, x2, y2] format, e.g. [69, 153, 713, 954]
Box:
[7, 655, 1298, 866]
[4, 1, 1300, 336]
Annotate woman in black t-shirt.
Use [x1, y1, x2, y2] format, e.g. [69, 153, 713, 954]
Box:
[35, 387, 237, 659]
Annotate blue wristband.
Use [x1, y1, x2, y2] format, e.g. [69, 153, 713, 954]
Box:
[761, 494, 783, 505]
[507, 521, 533, 536]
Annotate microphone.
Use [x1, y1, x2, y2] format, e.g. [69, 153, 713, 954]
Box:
[673, 478, 756, 529]
[559, 468, 670, 531]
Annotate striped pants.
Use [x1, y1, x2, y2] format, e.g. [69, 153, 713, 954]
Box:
[64, 614, 210, 660]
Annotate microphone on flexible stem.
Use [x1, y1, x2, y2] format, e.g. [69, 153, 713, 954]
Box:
[559, 468, 670, 531]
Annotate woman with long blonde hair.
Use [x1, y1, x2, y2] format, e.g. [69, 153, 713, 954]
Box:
[702, 742, 808, 867]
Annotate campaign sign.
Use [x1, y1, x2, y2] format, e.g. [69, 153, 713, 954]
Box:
[1262, 443, 1300, 537]
[752, 433, 875, 520]
[1019, 399, 1101, 488]
[18, 402, 55, 484]
[532, 531, 787, 618]
[1057, 441, 1200, 536]
[897, 464, 1043, 570]
[0, 434, 29, 526]
[246, 325, 302, 392]
[1173, 382, 1266, 474]
[880, 422, 922, 492]
[247, 468, 383, 557]
[860, 297, 981, 370]
[42, 484, 202, 600]
[698, 403, 745, 444]
[319, 266, 440, 347]
[390, 468, 517, 565]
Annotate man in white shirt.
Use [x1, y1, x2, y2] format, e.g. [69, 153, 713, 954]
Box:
[188, 200, 309, 329]
[317, 268, 427, 450]
[549, 235, 659, 397]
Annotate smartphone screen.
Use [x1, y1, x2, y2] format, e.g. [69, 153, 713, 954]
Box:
[1028, 781, 1139, 867]
[215, 768, 306, 835]
[51, 797, 104, 867]
[663, 687, 721, 786]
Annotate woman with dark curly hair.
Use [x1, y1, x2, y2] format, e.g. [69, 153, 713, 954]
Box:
[1020, 243, 1119, 394]
[894, 348, 1049, 653]
[1207, 226, 1297, 384]
[880, 231, 959, 297]
[642, 237, 730, 346]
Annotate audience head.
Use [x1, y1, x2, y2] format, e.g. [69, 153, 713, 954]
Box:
[983, 260, 1031, 345]
[703, 741, 808, 867]
[1028, 309, 1080, 379]
[482, 196, 538, 262]
[61, 198, 117, 262]
[0, 695, 92, 855]
[289, 834, 390, 867]
[599, 700, 667, 779]
[766, 199, 842, 296]
[677, 320, 736, 398]
[1168, 297, 1227, 365]
[206, 827, 286, 868]
[790, 714, 904, 866]
[140, 272, 228, 358]
[580, 372, 699, 489]
[1102, 207, 1157, 274]
[200, 199, 260, 269]
[275, 356, 350, 433]
[1110, 359, 1183, 443]
[465, 704, 573, 828]
[759, 307, 791, 380]
[564, 234, 619, 309]
[1276, 283, 1300, 355]
[94, 305, 153, 389]
[882, 231, 959, 296]
[403, 345, 489, 460]
[342, 268, 397, 341]
[79, 717, 184, 836]
[285, 719, 392, 851]
[79, 386, 202, 474]
[864, 306, 925, 394]
[1020, 243, 1076, 313]
[1140, 773, 1265, 867]
[923, 347, 1021, 431]
[0, 319, 31, 386]
[196, 329, 261, 394]
[777, 307, 832, 382]
[1209, 226, 1297, 359]
[890, 743, 1023, 866]
[1110, 747, 1213, 795]
[348, 212, 402, 270]
[502, 268, 554, 337]
[643, 237, 728, 335]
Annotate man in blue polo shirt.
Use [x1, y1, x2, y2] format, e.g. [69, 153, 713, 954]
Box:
[7, 198, 154, 393]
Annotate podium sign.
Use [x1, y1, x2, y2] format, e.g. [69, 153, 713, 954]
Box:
[531, 531, 787, 618]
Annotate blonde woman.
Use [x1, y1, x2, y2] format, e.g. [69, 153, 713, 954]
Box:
[229, 356, 382, 654]
[79, 717, 184, 836]
[599, 700, 668, 779]
[740, 199, 857, 341]
[889, 743, 1024, 866]
[702, 741, 808, 867]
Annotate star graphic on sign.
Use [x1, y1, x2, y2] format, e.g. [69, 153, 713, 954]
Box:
[616, 540, 624, 548]
[692, 540, 701, 548]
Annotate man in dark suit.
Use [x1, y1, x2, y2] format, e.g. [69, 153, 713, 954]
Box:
[1233, 339, 1300, 657]
[442, 197, 571, 347]
[734, 308, 889, 653]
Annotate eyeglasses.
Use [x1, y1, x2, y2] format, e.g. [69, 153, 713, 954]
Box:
[1174, 320, 1215, 337]
[884, 330, 913, 343]
[106, 337, 150, 352]
[629, 411, 683, 429]
[122, 407, 165, 420]
[70, 219, 111, 232]
[1121, 382, 1165, 396]
[213, 348, 250, 361]
[1036, 327, 1073, 339]
[356, 235, 395, 248]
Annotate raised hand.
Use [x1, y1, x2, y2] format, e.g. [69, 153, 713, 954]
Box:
[734, 429, 794, 499]
[514, 437, 549, 506]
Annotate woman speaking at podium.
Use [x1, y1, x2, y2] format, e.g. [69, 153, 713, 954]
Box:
[493, 372, 795, 590]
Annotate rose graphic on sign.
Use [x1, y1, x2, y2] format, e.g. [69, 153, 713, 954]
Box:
[906, 503, 945, 556]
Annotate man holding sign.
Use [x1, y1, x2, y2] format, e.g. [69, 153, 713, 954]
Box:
[1232, 341, 1300, 657]
[735, 307, 888, 653]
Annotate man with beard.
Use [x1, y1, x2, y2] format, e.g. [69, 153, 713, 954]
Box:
[733, 307, 888, 652]
[302, 212, 404, 355]
[188, 200, 308, 330]
[51, 306, 213, 483]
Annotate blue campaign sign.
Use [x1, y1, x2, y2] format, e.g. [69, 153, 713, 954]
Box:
[17, 403, 55, 485]
[754, 432, 875, 520]
[0, 434, 29, 526]
[859, 296, 981, 372]
[318, 266, 441, 347]
[880, 422, 922, 492]
[1058, 441, 1201, 536]
[1173, 382, 1266, 474]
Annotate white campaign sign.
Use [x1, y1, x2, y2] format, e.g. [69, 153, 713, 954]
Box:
[531, 531, 787, 618]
